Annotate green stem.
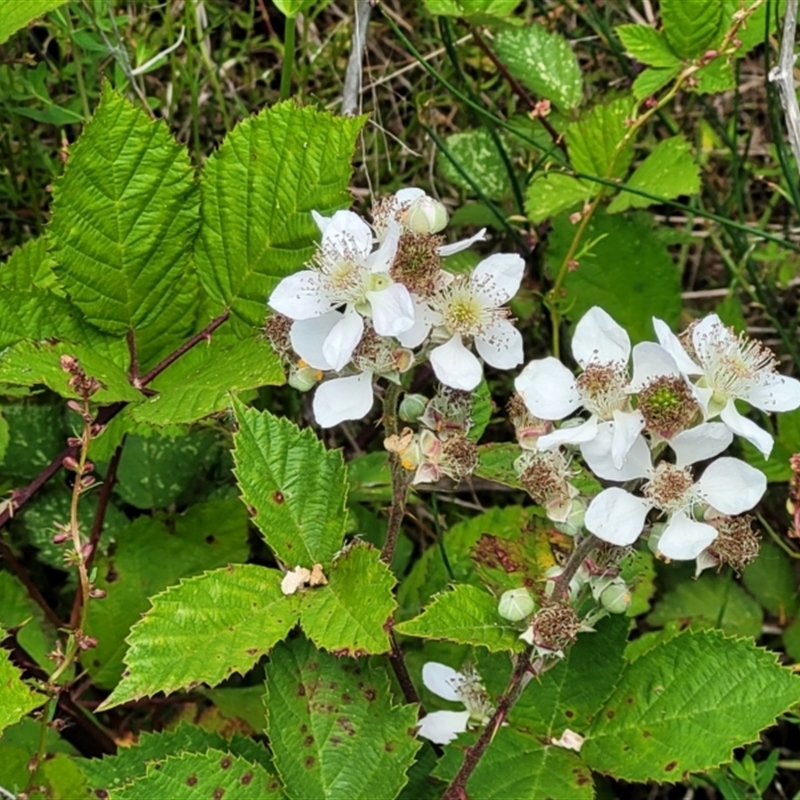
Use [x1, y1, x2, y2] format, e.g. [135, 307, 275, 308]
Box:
[380, 383, 407, 564]
[279, 15, 296, 101]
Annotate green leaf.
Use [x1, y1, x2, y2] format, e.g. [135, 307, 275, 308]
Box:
[109, 750, 281, 800]
[204, 687, 268, 733]
[49, 85, 200, 366]
[438, 130, 511, 201]
[566, 97, 635, 180]
[632, 66, 681, 101]
[86, 499, 250, 688]
[525, 173, 594, 224]
[0, 401, 66, 481]
[695, 56, 736, 94]
[724, 0, 786, 55]
[131, 333, 284, 425]
[662, 0, 722, 58]
[647, 573, 763, 638]
[474, 442, 523, 490]
[583, 629, 800, 782]
[0, 638, 45, 735]
[399, 507, 538, 619]
[265, 636, 421, 800]
[616, 24, 681, 68]
[511, 615, 629, 735]
[550, 210, 682, 343]
[195, 103, 363, 328]
[0, 237, 59, 291]
[0, 0, 69, 44]
[396, 584, 524, 653]
[0, 572, 58, 675]
[0, 340, 141, 403]
[741, 541, 797, 616]
[608, 136, 700, 213]
[80, 722, 260, 791]
[422, 0, 518, 17]
[233, 404, 348, 565]
[112, 427, 218, 509]
[273, 0, 315, 15]
[98, 565, 299, 710]
[300, 542, 395, 656]
[494, 25, 583, 112]
[453, 728, 593, 799]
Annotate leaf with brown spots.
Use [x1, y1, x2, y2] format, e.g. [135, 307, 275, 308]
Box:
[265, 636, 420, 800]
[107, 750, 281, 800]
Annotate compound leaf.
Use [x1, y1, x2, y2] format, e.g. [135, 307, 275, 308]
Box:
[661, 0, 722, 59]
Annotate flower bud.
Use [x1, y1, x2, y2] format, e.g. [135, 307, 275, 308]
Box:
[404, 196, 448, 234]
[288, 364, 321, 393]
[599, 580, 631, 615]
[399, 393, 428, 423]
[498, 588, 535, 622]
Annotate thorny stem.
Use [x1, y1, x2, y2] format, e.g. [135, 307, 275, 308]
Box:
[381, 382, 408, 564]
[551, 533, 599, 600]
[388, 629, 421, 706]
[546, 0, 765, 358]
[441, 647, 534, 800]
[0, 311, 231, 629]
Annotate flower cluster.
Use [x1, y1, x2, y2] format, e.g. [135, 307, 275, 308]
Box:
[514, 307, 800, 563]
[266, 189, 524, 427]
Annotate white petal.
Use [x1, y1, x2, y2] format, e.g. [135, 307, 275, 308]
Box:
[610, 409, 645, 469]
[695, 457, 766, 514]
[396, 296, 438, 348]
[323, 210, 373, 260]
[572, 307, 630, 367]
[691, 314, 730, 365]
[312, 372, 374, 428]
[720, 399, 774, 457]
[514, 357, 579, 420]
[629, 342, 680, 391]
[470, 253, 525, 307]
[422, 662, 462, 701]
[430, 335, 483, 390]
[669, 422, 733, 468]
[580, 423, 651, 481]
[438, 228, 487, 257]
[585, 488, 651, 546]
[268, 271, 329, 319]
[658, 511, 718, 561]
[692, 384, 714, 419]
[367, 218, 401, 273]
[311, 209, 331, 235]
[290, 312, 343, 370]
[322, 310, 364, 371]
[394, 187, 425, 205]
[652, 317, 701, 375]
[368, 283, 415, 336]
[416, 710, 471, 745]
[538, 417, 598, 450]
[746, 371, 800, 412]
[475, 320, 524, 370]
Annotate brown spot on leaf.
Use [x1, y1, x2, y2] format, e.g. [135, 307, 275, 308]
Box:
[205, 534, 216, 544]
[337, 717, 356, 736]
[665, 761, 677, 772]
[95, 791, 109, 799]
[564, 709, 574, 718]
[105, 567, 119, 583]
[240, 772, 253, 785]
[304, 736, 314, 747]
[298, 683, 306, 696]
[273, 491, 284, 504]
[385, 741, 395, 752]
[220, 756, 232, 769]
[330, 736, 342, 746]
[186, 775, 198, 787]
[307, 661, 318, 671]
[643, 730, 651, 738]
[341, 693, 353, 703]
[472, 534, 523, 574]
[625, 696, 634, 705]
[361, 686, 377, 702]
[213, 789, 225, 800]
[606, 709, 615, 719]
[304, 756, 315, 769]
[576, 774, 590, 786]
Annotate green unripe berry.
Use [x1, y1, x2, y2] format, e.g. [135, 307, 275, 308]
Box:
[498, 588, 535, 622]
